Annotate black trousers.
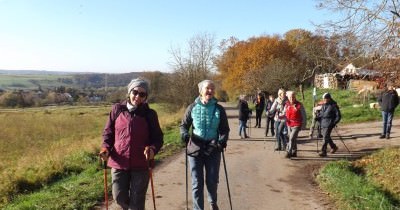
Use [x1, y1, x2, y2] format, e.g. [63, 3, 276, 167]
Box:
[265, 117, 275, 136]
[255, 109, 263, 127]
[321, 127, 337, 153]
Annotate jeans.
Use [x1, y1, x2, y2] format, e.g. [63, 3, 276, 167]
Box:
[189, 150, 221, 210]
[239, 120, 248, 137]
[275, 120, 287, 150]
[111, 168, 149, 210]
[382, 111, 394, 136]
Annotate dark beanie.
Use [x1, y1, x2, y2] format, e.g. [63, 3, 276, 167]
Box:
[322, 92, 331, 99]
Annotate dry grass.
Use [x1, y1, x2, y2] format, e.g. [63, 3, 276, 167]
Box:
[0, 104, 183, 205]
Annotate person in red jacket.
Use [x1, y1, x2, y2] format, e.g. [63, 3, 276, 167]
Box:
[284, 91, 306, 158]
[100, 78, 163, 210]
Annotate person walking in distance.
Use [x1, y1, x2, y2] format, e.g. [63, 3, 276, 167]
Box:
[100, 78, 164, 210]
[317, 93, 340, 157]
[253, 92, 265, 128]
[180, 80, 230, 210]
[284, 91, 306, 158]
[270, 88, 288, 151]
[238, 94, 251, 139]
[265, 94, 275, 137]
[378, 83, 399, 139]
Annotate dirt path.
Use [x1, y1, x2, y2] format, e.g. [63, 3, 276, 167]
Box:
[99, 103, 400, 210]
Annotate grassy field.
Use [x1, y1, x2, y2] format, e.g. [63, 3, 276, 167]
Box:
[0, 103, 184, 209]
[0, 74, 75, 90]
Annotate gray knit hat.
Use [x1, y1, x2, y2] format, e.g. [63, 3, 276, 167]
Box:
[128, 78, 149, 94]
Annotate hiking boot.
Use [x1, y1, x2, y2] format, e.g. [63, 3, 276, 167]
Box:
[386, 134, 390, 139]
[210, 203, 219, 210]
[285, 152, 291, 158]
[319, 152, 327, 157]
[245, 135, 250, 139]
[330, 146, 338, 154]
[379, 135, 385, 139]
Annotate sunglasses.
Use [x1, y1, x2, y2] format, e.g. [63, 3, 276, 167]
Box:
[131, 90, 147, 97]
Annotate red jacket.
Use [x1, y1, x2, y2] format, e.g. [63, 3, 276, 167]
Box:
[285, 100, 305, 127]
[102, 101, 163, 170]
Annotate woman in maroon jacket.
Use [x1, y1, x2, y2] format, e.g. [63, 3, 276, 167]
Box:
[284, 91, 306, 158]
[100, 78, 163, 210]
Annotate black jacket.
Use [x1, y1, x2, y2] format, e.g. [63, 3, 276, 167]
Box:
[318, 100, 341, 128]
[378, 89, 399, 112]
[238, 99, 251, 121]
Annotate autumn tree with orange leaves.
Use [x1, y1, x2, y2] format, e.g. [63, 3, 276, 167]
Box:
[215, 35, 295, 98]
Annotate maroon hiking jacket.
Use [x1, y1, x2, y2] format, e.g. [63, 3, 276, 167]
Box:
[102, 101, 163, 170]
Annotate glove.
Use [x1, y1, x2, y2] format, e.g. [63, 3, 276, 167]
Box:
[217, 141, 227, 151]
[181, 133, 190, 145]
[144, 146, 155, 161]
[99, 147, 109, 161]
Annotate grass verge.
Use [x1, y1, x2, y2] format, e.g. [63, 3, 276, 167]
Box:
[317, 148, 400, 210]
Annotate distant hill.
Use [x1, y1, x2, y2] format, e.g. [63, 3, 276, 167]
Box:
[0, 70, 147, 90]
[0, 69, 81, 75]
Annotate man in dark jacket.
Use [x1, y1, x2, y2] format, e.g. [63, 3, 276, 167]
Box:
[378, 83, 399, 139]
[317, 93, 341, 157]
[238, 95, 251, 138]
[265, 94, 275, 137]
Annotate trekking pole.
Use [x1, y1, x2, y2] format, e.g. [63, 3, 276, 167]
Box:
[222, 150, 233, 210]
[249, 116, 252, 136]
[98, 155, 108, 210]
[148, 160, 156, 210]
[334, 127, 351, 154]
[185, 146, 189, 210]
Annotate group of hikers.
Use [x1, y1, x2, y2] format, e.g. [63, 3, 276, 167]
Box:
[238, 82, 399, 159]
[97, 78, 398, 210]
[238, 88, 340, 158]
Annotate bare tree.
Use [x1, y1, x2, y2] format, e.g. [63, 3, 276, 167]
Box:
[167, 32, 217, 106]
[316, 0, 400, 64]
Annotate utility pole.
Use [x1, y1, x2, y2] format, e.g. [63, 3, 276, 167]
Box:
[104, 73, 108, 92]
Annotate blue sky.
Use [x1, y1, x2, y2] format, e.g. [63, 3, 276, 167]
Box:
[0, 0, 331, 73]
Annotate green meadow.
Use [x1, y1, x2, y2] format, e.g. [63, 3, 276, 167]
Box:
[0, 74, 75, 90]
